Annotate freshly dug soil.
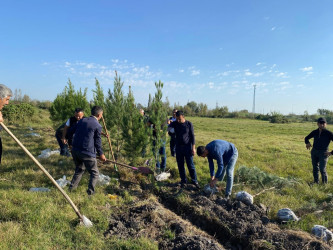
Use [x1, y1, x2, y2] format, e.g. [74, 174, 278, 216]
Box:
[104, 198, 224, 250]
[156, 184, 331, 250]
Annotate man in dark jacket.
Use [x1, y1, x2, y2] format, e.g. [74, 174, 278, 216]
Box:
[305, 117, 333, 184]
[69, 106, 106, 195]
[55, 108, 84, 156]
[168, 109, 177, 157]
[168, 111, 199, 188]
[197, 140, 238, 199]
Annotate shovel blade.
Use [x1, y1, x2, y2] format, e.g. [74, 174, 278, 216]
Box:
[81, 215, 93, 227]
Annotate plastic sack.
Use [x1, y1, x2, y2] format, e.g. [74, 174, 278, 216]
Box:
[155, 172, 171, 181]
[24, 133, 41, 137]
[203, 184, 218, 195]
[97, 174, 111, 186]
[29, 187, 50, 192]
[277, 208, 299, 222]
[38, 149, 60, 159]
[56, 175, 71, 188]
[236, 191, 253, 205]
[312, 225, 333, 242]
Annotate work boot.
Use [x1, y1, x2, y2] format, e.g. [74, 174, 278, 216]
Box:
[193, 182, 200, 189]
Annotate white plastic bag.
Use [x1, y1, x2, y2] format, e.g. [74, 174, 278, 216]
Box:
[277, 208, 299, 222]
[236, 191, 253, 205]
[29, 187, 50, 192]
[97, 174, 111, 186]
[155, 172, 171, 181]
[203, 184, 218, 195]
[56, 175, 71, 188]
[38, 149, 60, 159]
[311, 225, 333, 242]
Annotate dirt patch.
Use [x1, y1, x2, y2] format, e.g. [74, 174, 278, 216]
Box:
[156, 184, 331, 250]
[104, 198, 224, 249]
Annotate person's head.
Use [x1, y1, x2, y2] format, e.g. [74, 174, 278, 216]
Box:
[74, 108, 84, 121]
[172, 109, 178, 118]
[91, 106, 103, 120]
[317, 117, 327, 130]
[175, 110, 185, 123]
[197, 146, 209, 158]
[139, 109, 145, 116]
[0, 84, 12, 110]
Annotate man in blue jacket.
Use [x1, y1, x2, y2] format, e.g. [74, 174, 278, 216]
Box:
[69, 106, 106, 195]
[197, 140, 238, 198]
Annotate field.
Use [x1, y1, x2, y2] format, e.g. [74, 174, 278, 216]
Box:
[0, 111, 332, 249]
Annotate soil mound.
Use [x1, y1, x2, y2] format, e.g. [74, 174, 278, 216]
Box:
[104, 198, 224, 249]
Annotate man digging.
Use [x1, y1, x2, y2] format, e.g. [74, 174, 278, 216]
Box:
[0, 84, 12, 164]
[197, 140, 238, 199]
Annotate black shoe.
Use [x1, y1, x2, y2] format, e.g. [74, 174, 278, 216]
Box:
[193, 182, 200, 189]
[180, 182, 185, 189]
[225, 195, 230, 200]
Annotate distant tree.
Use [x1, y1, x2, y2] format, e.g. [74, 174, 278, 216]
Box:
[22, 94, 30, 103]
[92, 78, 106, 116]
[49, 79, 90, 122]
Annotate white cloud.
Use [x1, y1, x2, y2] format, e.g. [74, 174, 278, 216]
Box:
[191, 70, 200, 76]
[208, 82, 214, 89]
[300, 66, 313, 72]
[179, 69, 184, 73]
[271, 27, 276, 31]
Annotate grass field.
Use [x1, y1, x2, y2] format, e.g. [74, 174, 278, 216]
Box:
[0, 111, 332, 249]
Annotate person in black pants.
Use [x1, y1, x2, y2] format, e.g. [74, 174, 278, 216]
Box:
[168, 109, 177, 157]
[68, 106, 106, 195]
[305, 117, 333, 184]
[168, 111, 199, 189]
[55, 108, 84, 156]
[0, 84, 12, 164]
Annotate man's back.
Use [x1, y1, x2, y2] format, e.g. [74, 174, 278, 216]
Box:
[72, 116, 103, 157]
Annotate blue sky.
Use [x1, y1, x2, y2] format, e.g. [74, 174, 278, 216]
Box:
[1, 0, 333, 114]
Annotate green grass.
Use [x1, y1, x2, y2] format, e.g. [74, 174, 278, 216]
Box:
[1, 112, 333, 248]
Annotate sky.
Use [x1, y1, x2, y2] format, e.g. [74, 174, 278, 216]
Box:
[1, 0, 333, 115]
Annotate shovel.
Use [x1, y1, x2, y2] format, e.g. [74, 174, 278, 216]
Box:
[0, 122, 93, 227]
[104, 159, 153, 175]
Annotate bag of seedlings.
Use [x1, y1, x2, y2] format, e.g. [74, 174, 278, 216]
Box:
[203, 184, 218, 195]
[236, 191, 253, 205]
[311, 225, 333, 242]
[277, 208, 299, 222]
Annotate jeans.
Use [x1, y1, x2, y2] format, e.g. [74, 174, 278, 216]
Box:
[218, 149, 238, 196]
[176, 145, 198, 184]
[55, 131, 70, 156]
[311, 148, 328, 184]
[70, 150, 99, 195]
[153, 140, 166, 171]
[170, 134, 176, 157]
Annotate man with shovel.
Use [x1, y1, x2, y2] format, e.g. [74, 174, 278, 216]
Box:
[0, 84, 12, 163]
[68, 106, 106, 196]
[197, 140, 238, 199]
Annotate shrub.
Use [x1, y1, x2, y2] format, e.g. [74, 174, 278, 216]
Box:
[2, 103, 35, 123]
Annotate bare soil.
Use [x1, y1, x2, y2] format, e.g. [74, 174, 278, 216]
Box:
[104, 182, 331, 250]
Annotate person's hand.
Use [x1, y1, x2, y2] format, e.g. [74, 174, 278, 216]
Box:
[210, 178, 217, 188]
[192, 147, 196, 156]
[324, 151, 332, 157]
[101, 132, 109, 138]
[99, 154, 106, 162]
[306, 143, 312, 150]
[0, 112, 3, 123]
[61, 138, 68, 145]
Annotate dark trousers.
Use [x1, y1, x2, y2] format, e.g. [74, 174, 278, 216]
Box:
[55, 132, 69, 156]
[70, 150, 99, 195]
[170, 134, 176, 157]
[176, 145, 197, 184]
[311, 148, 328, 184]
[153, 140, 166, 171]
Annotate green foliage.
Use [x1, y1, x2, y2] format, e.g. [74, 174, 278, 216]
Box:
[269, 112, 290, 123]
[92, 78, 106, 114]
[148, 81, 168, 167]
[105, 73, 125, 159]
[121, 86, 149, 165]
[49, 79, 90, 122]
[235, 166, 300, 189]
[2, 103, 35, 123]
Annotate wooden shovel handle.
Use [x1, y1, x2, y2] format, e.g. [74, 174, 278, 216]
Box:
[0, 122, 84, 220]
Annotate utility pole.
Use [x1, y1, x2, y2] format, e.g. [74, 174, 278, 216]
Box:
[252, 84, 256, 117]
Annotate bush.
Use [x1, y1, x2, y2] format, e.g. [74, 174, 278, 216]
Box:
[2, 103, 35, 123]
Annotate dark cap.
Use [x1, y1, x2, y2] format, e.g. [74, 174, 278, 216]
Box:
[317, 117, 327, 123]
